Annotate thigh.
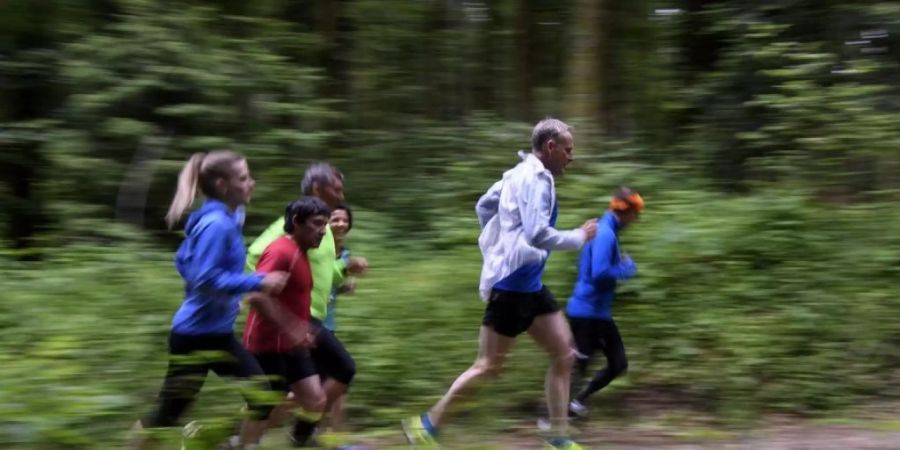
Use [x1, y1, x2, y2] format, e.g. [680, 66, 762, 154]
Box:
[567, 316, 598, 360]
[483, 289, 534, 337]
[598, 320, 626, 361]
[255, 352, 290, 392]
[164, 332, 215, 391]
[145, 334, 213, 427]
[527, 310, 574, 358]
[311, 329, 356, 385]
[283, 348, 319, 386]
[211, 335, 266, 380]
[474, 324, 517, 367]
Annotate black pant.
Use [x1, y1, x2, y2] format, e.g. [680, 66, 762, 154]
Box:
[568, 317, 628, 403]
[311, 319, 356, 386]
[289, 322, 357, 446]
[143, 332, 274, 427]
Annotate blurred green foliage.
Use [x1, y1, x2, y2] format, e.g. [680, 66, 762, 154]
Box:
[1, 0, 899, 448]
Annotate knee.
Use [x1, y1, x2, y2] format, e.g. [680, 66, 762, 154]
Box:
[298, 389, 327, 413]
[342, 356, 357, 384]
[548, 349, 575, 375]
[474, 357, 506, 379]
[611, 357, 628, 378]
[574, 355, 590, 375]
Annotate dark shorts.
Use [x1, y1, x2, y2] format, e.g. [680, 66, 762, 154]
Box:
[310, 320, 356, 386]
[568, 316, 625, 361]
[254, 349, 319, 392]
[482, 286, 560, 337]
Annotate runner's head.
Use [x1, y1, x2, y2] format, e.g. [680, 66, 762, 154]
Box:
[165, 151, 253, 229]
[329, 203, 353, 243]
[301, 162, 344, 208]
[532, 118, 574, 177]
[608, 186, 644, 228]
[284, 196, 331, 250]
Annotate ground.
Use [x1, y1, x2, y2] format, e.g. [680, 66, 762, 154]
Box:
[333, 402, 900, 449]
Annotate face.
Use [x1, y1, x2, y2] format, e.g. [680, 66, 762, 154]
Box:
[314, 175, 345, 208]
[329, 208, 351, 241]
[618, 209, 640, 229]
[219, 159, 255, 207]
[544, 131, 575, 176]
[294, 214, 329, 249]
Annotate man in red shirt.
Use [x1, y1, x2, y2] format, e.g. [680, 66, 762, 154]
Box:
[243, 197, 331, 436]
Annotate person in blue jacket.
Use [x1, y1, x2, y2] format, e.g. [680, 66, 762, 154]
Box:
[565, 186, 644, 418]
[131, 151, 288, 450]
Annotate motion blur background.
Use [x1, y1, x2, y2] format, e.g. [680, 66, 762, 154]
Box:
[1, 0, 899, 448]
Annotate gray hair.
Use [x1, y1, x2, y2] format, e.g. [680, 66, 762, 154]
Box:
[531, 118, 572, 153]
[300, 162, 343, 195]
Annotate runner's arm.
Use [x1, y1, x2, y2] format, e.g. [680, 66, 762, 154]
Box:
[476, 180, 503, 229]
[193, 219, 264, 294]
[520, 176, 586, 251]
[246, 217, 285, 272]
[590, 233, 637, 284]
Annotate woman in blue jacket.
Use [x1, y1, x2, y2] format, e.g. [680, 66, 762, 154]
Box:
[132, 151, 287, 450]
[565, 187, 644, 418]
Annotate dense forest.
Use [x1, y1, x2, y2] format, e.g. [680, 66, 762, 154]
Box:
[1, 0, 899, 448]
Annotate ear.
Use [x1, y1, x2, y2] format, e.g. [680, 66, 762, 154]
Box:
[311, 182, 321, 197]
[214, 177, 229, 197]
[546, 138, 557, 153]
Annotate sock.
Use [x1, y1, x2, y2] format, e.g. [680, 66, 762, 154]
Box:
[421, 413, 438, 436]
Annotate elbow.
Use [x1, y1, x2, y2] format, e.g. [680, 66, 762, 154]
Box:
[526, 235, 548, 250]
[591, 273, 615, 287]
[525, 228, 548, 248]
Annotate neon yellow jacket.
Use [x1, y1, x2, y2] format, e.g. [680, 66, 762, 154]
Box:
[247, 217, 347, 321]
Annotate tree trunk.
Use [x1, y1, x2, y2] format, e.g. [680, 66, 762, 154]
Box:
[514, 0, 535, 121]
[564, 0, 604, 126]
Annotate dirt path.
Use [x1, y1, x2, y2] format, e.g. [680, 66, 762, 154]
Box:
[506, 423, 900, 449]
[355, 417, 900, 449]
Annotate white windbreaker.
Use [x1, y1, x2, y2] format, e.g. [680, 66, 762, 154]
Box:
[476, 151, 587, 300]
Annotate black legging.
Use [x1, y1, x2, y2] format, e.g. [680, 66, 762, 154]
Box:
[143, 332, 274, 427]
[568, 316, 628, 403]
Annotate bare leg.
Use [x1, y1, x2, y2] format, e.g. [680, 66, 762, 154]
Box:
[327, 393, 347, 431]
[127, 420, 158, 450]
[527, 311, 576, 437]
[321, 377, 349, 431]
[427, 326, 516, 427]
[271, 376, 328, 429]
[237, 419, 267, 448]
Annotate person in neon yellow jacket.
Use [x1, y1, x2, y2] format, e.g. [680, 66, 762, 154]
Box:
[246, 163, 368, 446]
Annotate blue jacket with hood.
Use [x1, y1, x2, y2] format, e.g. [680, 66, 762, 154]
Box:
[171, 199, 264, 335]
[566, 212, 636, 320]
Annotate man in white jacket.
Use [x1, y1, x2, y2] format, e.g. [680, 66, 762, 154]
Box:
[403, 118, 598, 450]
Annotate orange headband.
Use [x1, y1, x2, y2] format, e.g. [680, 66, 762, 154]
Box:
[609, 193, 645, 212]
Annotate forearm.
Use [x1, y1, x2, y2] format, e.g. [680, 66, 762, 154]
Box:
[247, 293, 302, 334]
[197, 270, 264, 295]
[332, 259, 348, 286]
[531, 227, 587, 251]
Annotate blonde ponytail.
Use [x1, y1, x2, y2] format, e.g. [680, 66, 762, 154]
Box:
[165, 153, 206, 229]
[164, 150, 246, 229]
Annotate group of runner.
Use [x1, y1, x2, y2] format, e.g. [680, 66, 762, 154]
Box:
[129, 117, 644, 450]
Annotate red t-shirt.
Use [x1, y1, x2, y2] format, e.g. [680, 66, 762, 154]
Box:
[243, 236, 312, 353]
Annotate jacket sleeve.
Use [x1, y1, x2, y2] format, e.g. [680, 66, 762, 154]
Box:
[193, 218, 264, 295]
[590, 232, 637, 284]
[519, 175, 586, 251]
[246, 217, 285, 272]
[475, 180, 503, 229]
